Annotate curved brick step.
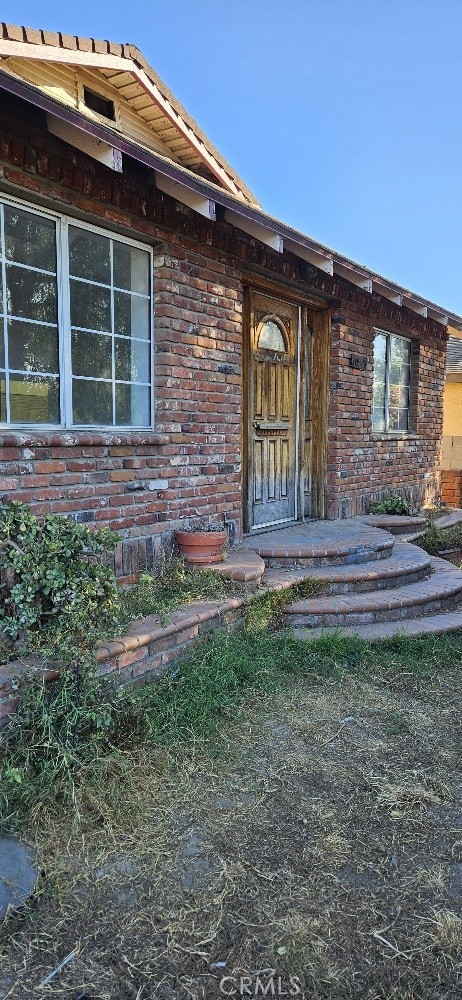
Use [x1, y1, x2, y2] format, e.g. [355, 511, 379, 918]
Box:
[243, 523, 394, 568]
[283, 556, 462, 627]
[291, 610, 462, 642]
[202, 548, 265, 586]
[360, 514, 426, 535]
[264, 542, 431, 595]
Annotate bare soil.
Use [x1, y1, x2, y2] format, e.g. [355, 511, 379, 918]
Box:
[1, 661, 462, 999]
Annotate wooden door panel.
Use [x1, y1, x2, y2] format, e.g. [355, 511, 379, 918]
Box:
[248, 292, 298, 529]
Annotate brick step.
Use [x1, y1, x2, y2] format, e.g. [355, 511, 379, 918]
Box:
[202, 548, 265, 586]
[291, 609, 462, 642]
[263, 542, 431, 595]
[359, 514, 426, 535]
[243, 524, 394, 568]
[283, 556, 462, 627]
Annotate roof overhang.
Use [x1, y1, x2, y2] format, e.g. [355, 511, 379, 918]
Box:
[0, 34, 255, 202]
[1, 67, 460, 332]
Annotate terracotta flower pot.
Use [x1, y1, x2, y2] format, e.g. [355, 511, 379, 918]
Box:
[175, 529, 227, 565]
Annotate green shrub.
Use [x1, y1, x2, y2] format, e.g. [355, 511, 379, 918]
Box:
[0, 501, 120, 649]
[369, 495, 412, 515]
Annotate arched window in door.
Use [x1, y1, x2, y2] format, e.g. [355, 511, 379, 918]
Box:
[257, 316, 287, 352]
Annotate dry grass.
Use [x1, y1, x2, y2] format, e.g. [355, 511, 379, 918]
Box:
[1, 655, 462, 998]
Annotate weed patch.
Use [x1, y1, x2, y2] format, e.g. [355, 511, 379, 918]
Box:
[417, 519, 462, 556]
[118, 556, 245, 627]
[1, 638, 461, 998]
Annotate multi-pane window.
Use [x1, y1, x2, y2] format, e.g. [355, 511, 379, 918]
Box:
[372, 330, 411, 433]
[0, 197, 152, 428]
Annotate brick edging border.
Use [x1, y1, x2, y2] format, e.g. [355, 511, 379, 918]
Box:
[0, 594, 250, 724]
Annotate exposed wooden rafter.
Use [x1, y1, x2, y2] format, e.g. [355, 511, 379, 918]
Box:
[47, 114, 123, 171]
[224, 210, 284, 252]
[155, 173, 216, 219]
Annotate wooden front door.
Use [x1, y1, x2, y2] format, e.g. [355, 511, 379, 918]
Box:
[247, 291, 299, 529]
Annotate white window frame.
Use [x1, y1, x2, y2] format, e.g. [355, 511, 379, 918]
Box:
[0, 192, 154, 431]
[372, 328, 412, 434]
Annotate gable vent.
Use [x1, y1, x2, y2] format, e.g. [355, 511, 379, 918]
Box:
[83, 87, 115, 121]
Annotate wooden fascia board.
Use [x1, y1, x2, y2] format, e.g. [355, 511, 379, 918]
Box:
[131, 65, 243, 199]
[0, 38, 129, 70]
[0, 38, 246, 201]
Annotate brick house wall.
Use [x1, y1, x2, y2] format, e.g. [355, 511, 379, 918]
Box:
[328, 306, 445, 519]
[0, 94, 447, 577]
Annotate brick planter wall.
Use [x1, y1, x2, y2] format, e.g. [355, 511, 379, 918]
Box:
[0, 596, 248, 725]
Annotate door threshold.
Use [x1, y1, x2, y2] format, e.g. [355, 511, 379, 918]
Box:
[246, 520, 301, 536]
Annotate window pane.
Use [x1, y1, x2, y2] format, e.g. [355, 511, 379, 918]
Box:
[8, 320, 58, 374]
[391, 335, 410, 367]
[113, 243, 149, 294]
[0, 375, 6, 421]
[115, 337, 150, 382]
[72, 330, 112, 379]
[114, 291, 149, 339]
[373, 407, 386, 432]
[9, 373, 59, 424]
[389, 382, 410, 409]
[390, 408, 409, 431]
[70, 279, 111, 332]
[373, 382, 386, 409]
[4, 206, 56, 271]
[68, 226, 110, 284]
[6, 265, 57, 324]
[373, 334, 387, 381]
[0, 326, 4, 369]
[115, 383, 150, 426]
[72, 379, 112, 425]
[257, 320, 286, 351]
[372, 334, 387, 431]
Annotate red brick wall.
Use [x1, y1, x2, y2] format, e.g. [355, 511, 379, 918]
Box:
[327, 302, 446, 518]
[0, 93, 448, 573]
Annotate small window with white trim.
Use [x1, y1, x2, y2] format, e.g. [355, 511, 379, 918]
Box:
[0, 197, 153, 428]
[372, 330, 411, 433]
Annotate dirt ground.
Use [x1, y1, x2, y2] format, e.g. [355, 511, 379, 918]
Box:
[1, 658, 462, 999]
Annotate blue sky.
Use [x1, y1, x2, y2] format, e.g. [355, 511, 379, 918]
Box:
[3, 0, 462, 313]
